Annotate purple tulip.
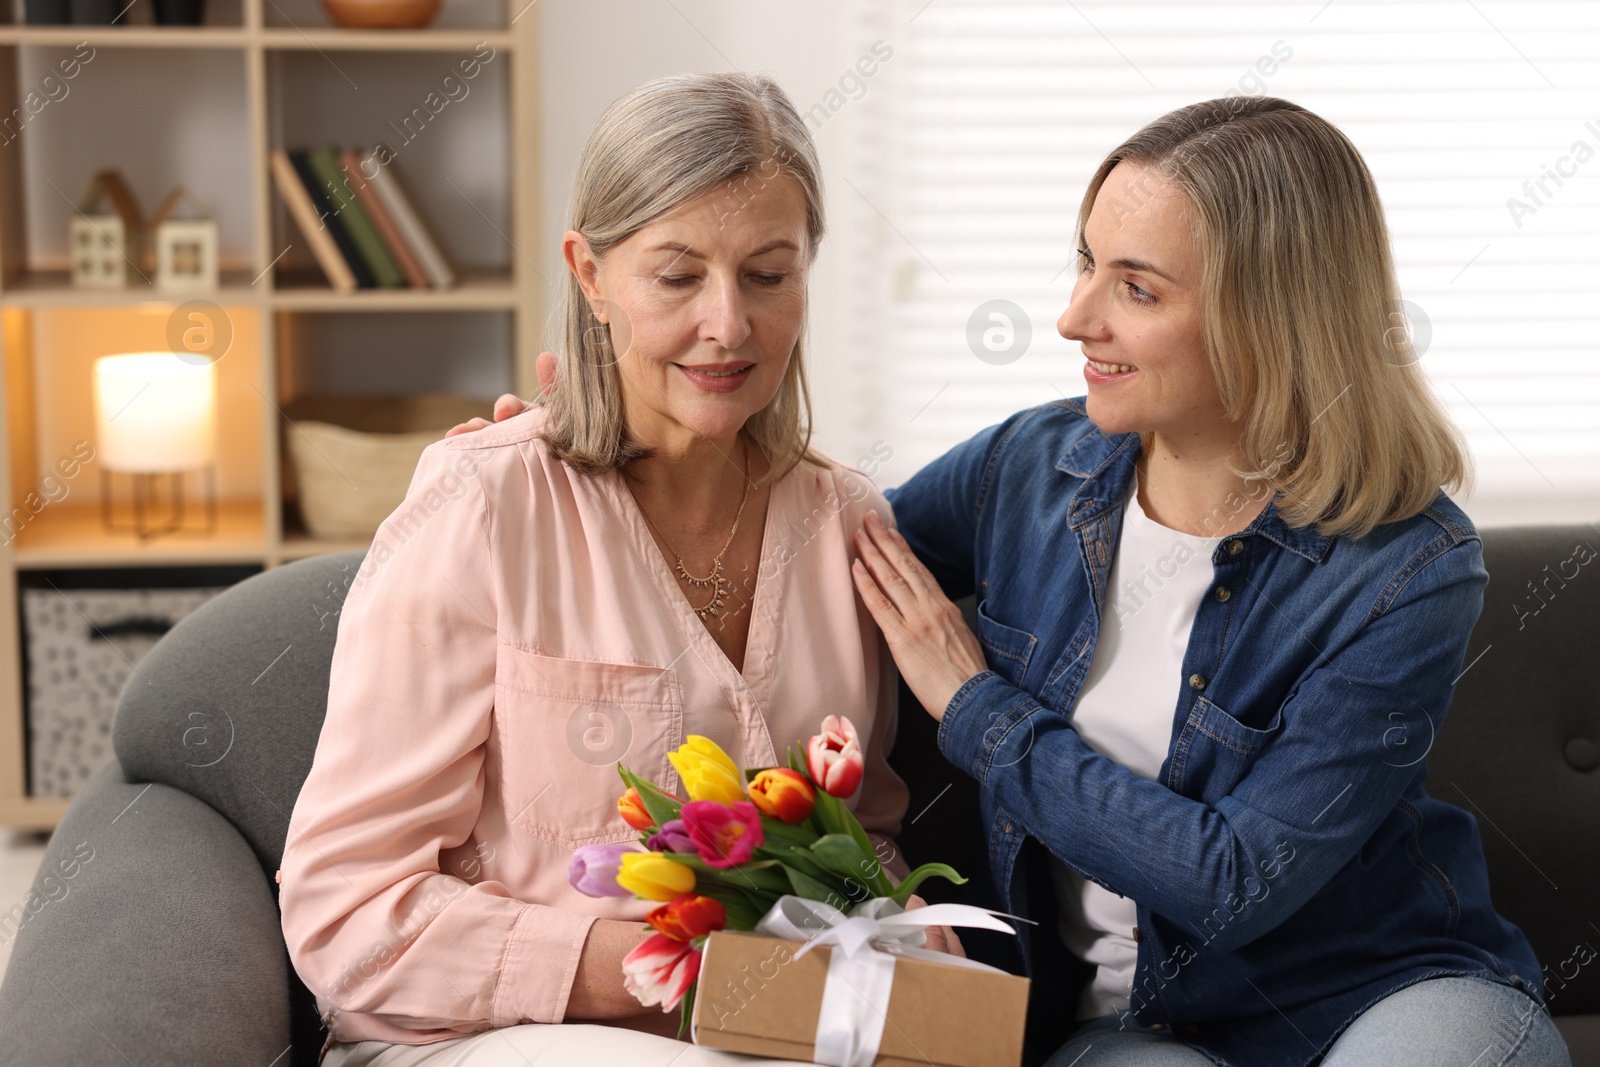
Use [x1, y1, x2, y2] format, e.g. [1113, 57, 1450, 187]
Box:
[567, 843, 635, 897]
[647, 818, 695, 854]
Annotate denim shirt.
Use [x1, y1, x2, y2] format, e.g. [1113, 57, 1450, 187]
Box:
[883, 396, 1543, 1067]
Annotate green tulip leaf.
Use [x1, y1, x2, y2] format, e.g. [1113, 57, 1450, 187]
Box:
[757, 845, 832, 884]
[678, 980, 695, 1040]
[888, 862, 969, 906]
[785, 866, 852, 910]
[807, 833, 871, 877]
[760, 818, 820, 848]
[804, 789, 893, 897]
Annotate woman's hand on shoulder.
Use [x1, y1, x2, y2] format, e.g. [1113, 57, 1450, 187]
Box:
[445, 392, 529, 437]
[444, 352, 555, 438]
[851, 510, 988, 723]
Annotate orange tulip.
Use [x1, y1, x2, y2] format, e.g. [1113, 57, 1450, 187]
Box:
[648, 894, 728, 942]
[748, 767, 816, 824]
[619, 787, 654, 832]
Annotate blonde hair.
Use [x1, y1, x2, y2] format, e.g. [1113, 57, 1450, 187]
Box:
[540, 71, 831, 483]
[1080, 96, 1472, 540]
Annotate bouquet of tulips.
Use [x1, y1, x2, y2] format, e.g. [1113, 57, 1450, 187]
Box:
[566, 715, 965, 1036]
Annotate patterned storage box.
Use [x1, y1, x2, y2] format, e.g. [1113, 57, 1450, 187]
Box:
[19, 565, 262, 798]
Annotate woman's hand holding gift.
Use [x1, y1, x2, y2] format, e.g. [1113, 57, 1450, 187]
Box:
[905, 893, 967, 959]
[851, 510, 988, 722]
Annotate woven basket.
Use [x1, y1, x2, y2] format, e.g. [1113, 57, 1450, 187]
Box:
[282, 393, 490, 541]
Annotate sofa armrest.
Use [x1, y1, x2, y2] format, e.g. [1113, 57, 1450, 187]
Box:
[0, 762, 292, 1066]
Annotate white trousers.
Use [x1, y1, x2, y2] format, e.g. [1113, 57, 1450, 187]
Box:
[323, 1023, 819, 1067]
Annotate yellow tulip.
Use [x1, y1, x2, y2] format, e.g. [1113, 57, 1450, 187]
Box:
[616, 852, 697, 901]
[668, 736, 745, 806]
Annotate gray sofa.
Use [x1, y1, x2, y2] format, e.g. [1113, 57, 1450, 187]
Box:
[1, 527, 1595, 1066]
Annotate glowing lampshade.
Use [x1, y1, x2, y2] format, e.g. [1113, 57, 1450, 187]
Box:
[93, 353, 216, 472]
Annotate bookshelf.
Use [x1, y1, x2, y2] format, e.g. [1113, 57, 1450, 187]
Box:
[0, 0, 542, 829]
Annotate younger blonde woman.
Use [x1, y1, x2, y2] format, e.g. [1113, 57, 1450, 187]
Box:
[851, 96, 1569, 1067]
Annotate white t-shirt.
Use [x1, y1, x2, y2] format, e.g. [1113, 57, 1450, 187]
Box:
[1048, 473, 1226, 1020]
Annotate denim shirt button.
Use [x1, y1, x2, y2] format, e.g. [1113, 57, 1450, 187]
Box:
[1004, 822, 1013, 833]
[1226, 538, 1244, 555]
[1132, 924, 1142, 943]
[1213, 585, 1231, 602]
[1188, 673, 1207, 690]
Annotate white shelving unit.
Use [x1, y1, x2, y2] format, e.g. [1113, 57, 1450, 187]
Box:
[0, 0, 541, 828]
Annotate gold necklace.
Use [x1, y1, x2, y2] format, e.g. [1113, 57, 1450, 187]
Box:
[628, 439, 752, 621]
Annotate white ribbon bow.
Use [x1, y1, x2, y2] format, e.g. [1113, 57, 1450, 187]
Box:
[745, 894, 1022, 1067]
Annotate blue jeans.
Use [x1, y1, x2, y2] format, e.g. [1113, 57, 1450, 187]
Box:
[1043, 976, 1571, 1067]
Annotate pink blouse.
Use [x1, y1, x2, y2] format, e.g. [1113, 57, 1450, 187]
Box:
[278, 406, 911, 1052]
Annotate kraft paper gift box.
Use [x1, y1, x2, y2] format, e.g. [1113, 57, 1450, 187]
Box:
[691, 931, 1031, 1067]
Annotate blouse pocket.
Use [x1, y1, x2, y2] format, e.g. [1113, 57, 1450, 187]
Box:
[1169, 694, 1284, 803]
[975, 598, 1039, 687]
[493, 642, 684, 849]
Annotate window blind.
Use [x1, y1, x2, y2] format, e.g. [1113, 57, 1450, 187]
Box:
[846, 0, 1600, 525]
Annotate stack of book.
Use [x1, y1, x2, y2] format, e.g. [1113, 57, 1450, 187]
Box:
[270, 146, 457, 292]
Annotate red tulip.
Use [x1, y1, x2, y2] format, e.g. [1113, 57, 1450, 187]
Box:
[622, 933, 702, 1012]
[647, 894, 728, 942]
[748, 767, 816, 824]
[679, 800, 765, 868]
[807, 715, 864, 798]
[618, 787, 654, 832]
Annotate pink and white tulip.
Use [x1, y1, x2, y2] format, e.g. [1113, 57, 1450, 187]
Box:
[622, 932, 702, 1012]
[807, 715, 864, 798]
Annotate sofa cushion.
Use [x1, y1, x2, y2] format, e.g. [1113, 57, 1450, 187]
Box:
[112, 550, 366, 874]
[1425, 524, 1600, 1017]
[0, 763, 291, 1066]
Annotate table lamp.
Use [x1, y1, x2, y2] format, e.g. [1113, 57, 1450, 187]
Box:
[93, 352, 218, 540]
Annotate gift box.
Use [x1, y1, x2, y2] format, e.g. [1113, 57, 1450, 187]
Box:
[691, 930, 1030, 1067]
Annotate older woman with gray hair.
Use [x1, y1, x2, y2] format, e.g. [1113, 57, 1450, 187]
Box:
[276, 72, 963, 1066]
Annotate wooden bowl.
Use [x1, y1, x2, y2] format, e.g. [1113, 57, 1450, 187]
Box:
[322, 0, 439, 28]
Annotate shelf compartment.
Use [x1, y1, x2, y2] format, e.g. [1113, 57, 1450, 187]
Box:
[4, 303, 267, 547]
[0, 0, 244, 31]
[266, 47, 513, 286]
[274, 308, 508, 546]
[6, 46, 253, 282]
[262, 0, 508, 32]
